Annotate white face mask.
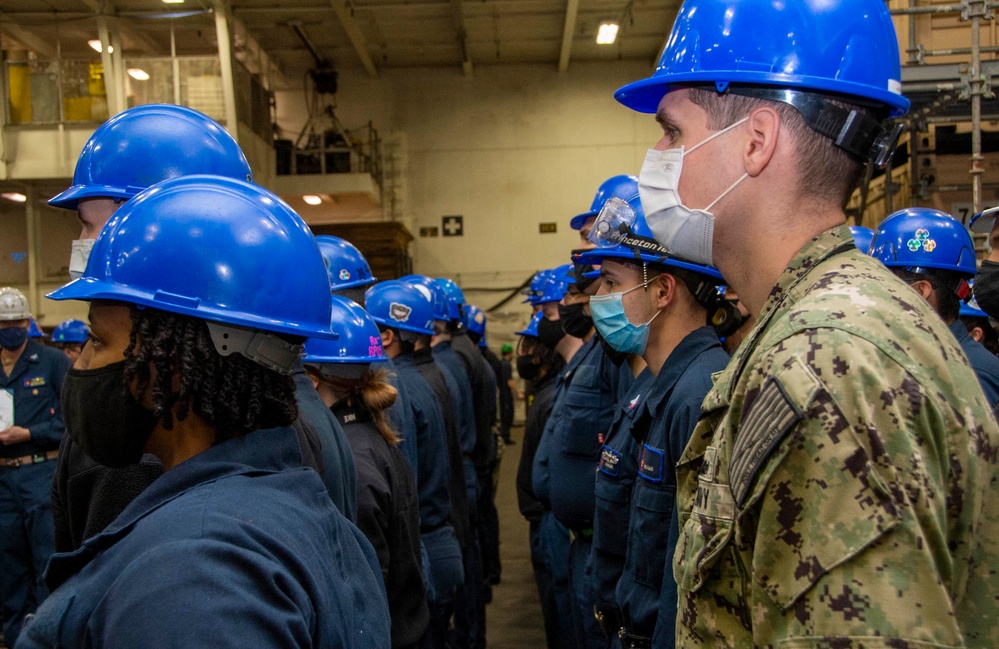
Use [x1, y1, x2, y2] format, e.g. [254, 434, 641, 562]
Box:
[638, 117, 750, 267]
[68, 238, 95, 280]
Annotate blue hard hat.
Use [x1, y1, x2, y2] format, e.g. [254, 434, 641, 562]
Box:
[434, 278, 466, 321]
[304, 295, 387, 364]
[870, 208, 977, 276]
[615, 0, 909, 118]
[365, 280, 436, 336]
[51, 318, 90, 343]
[49, 105, 253, 210]
[537, 264, 576, 304]
[570, 175, 639, 231]
[849, 226, 876, 255]
[28, 318, 44, 338]
[315, 235, 377, 291]
[522, 270, 550, 304]
[516, 312, 543, 337]
[464, 304, 487, 337]
[400, 275, 449, 321]
[48, 175, 337, 340]
[575, 194, 724, 281]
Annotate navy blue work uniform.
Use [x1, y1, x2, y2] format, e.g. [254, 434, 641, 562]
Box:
[332, 397, 429, 649]
[384, 357, 420, 478]
[949, 319, 999, 407]
[391, 353, 464, 648]
[0, 339, 70, 645]
[293, 360, 358, 522]
[498, 357, 514, 442]
[588, 368, 654, 638]
[615, 326, 729, 646]
[432, 341, 485, 649]
[516, 371, 571, 649]
[545, 334, 630, 649]
[18, 424, 390, 649]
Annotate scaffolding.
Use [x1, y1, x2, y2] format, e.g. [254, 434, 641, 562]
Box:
[856, 0, 999, 230]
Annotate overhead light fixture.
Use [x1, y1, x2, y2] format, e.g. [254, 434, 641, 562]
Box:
[1, 192, 27, 203]
[162, 0, 185, 3]
[303, 195, 323, 206]
[88, 39, 113, 53]
[596, 22, 619, 45]
[127, 68, 150, 81]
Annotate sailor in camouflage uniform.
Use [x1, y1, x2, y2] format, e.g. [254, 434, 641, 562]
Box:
[614, 0, 999, 645]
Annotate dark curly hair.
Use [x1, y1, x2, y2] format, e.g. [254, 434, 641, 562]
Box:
[122, 307, 299, 444]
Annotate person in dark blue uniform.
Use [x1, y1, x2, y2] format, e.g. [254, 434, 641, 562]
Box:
[406, 273, 487, 649]
[578, 192, 730, 648]
[871, 208, 999, 408]
[20, 176, 389, 649]
[304, 295, 429, 649]
[47, 105, 358, 553]
[536, 261, 632, 649]
[49, 319, 90, 365]
[0, 289, 71, 646]
[514, 312, 569, 649]
[366, 280, 463, 649]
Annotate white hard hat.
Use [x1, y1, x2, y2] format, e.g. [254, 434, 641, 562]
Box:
[0, 288, 31, 321]
[970, 206, 999, 234]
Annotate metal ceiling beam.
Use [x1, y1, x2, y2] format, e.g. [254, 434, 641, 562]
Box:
[448, 0, 474, 76]
[557, 0, 580, 72]
[79, 0, 163, 55]
[0, 24, 57, 59]
[329, 0, 379, 78]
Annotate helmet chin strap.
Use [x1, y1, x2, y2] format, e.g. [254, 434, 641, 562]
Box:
[206, 321, 304, 375]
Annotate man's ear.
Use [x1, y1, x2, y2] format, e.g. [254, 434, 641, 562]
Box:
[744, 106, 781, 178]
[653, 273, 678, 310]
[909, 278, 935, 302]
[380, 328, 394, 349]
[969, 325, 986, 343]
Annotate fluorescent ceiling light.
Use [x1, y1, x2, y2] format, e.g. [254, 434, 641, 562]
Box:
[1, 193, 27, 203]
[127, 68, 150, 81]
[596, 22, 619, 45]
[88, 39, 113, 53]
[303, 195, 323, 206]
[162, 0, 185, 3]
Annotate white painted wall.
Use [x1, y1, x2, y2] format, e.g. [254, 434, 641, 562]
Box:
[275, 60, 662, 297]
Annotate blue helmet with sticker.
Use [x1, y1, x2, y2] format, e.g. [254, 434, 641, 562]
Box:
[870, 208, 977, 277]
[365, 280, 436, 336]
[614, 0, 908, 118]
[570, 175, 639, 231]
[49, 104, 252, 210]
[47, 175, 339, 374]
[522, 270, 550, 304]
[516, 311, 544, 338]
[434, 277, 466, 321]
[51, 319, 90, 344]
[400, 275, 449, 321]
[575, 193, 724, 281]
[315, 235, 377, 291]
[849, 226, 875, 255]
[303, 295, 387, 364]
[537, 264, 576, 304]
[464, 304, 487, 337]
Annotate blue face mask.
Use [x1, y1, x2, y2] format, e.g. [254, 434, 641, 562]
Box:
[589, 279, 662, 355]
[0, 326, 28, 351]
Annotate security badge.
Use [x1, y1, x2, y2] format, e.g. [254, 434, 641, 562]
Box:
[389, 302, 412, 322]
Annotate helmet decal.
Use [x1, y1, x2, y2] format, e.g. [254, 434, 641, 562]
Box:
[390, 302, 412, 322]
[339, 269, 351, 281]
[908, 229, 935, 253]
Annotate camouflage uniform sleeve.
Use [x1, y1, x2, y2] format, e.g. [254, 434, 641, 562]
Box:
[730, 327, 998, 647]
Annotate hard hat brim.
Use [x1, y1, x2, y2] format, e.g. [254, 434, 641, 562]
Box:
[48, 184, 135, 211]
[970, 207, 999, 234]
[47, 277, 340, 340]
[570, 211, 597, 231]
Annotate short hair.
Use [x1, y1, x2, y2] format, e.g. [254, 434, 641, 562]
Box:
[123, 307, 299, 444]
[891, 268, 963, 323]
[686, 88, 872, 209]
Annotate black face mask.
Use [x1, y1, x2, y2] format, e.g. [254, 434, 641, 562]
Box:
[516, 355, 541, 381]
[596, 331, 628, 367]
[975, 260, 999, 319]
[536, 316, 566, 350]
[61, 360, 158, 468]
[558, 302, 593, 339]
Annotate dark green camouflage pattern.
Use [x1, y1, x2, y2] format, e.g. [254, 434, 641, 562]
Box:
[673, 225, 999, 648]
